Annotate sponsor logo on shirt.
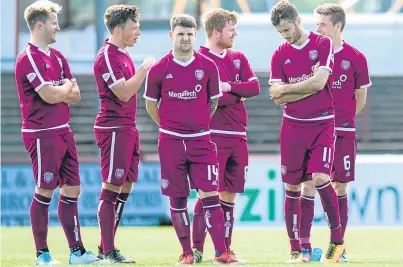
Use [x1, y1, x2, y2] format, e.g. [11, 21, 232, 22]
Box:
[332, 74, 347, 89]
[288, 65, 316, 83]
[168, 84, 202, 100]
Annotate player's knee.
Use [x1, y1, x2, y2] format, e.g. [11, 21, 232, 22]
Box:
[219, 191, 236, 202]
[60, 185, 81, 198]
[284, 183, 301, 192]
[198, 189, 219, 199]
[332, 181, 348, 196]
[312, 172, 330, 186]
[121, 181, 133, 194]
[35, 187, 54, 198]
[301, 181, 316, 197]
[102, 182, 122, 193]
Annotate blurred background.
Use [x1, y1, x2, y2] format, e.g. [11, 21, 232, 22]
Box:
[1, 0, 402, 229]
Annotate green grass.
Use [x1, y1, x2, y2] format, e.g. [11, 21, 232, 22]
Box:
[1, 227, 402, 266]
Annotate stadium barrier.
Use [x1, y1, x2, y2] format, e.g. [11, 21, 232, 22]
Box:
[1, 155, 402, 227]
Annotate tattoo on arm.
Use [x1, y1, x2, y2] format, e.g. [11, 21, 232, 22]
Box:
[210, 98, 218, 117]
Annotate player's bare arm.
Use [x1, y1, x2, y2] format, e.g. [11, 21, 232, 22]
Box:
[145, 99, 160, 125]
[269, 68, 330, 99]
[62, 81, 81, 104]
[274, 92, 315, 105]
[111, 57, 156, 102]
[210, 98, 218, 117]
[355, 88, 367, 114]
[37, 78, 73, 104]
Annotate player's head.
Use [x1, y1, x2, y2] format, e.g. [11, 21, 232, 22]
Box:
[270, 0, 302, 44]
[203, 8, 238, 49]
[170, 14, 197, 54]
[104, 4, 141, 47]
[315, 3, 346, 40]
[24, 0, 61, 44]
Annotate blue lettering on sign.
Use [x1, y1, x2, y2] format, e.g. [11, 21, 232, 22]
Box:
[1, 163, 169, 226]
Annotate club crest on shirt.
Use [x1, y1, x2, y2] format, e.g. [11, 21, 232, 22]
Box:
[233, 59, 241, 69]
[341, 60, 350, 70]
[195, 69, 204, 80]
[281, 165, 287, 176]
[102, 73, 111, 81]
[309, 50, 318, 60]
[115, 168, 124, 179]
[44, 172, 53, 183]
[57, 57, 63, 68]
[161, 179, 169, 189]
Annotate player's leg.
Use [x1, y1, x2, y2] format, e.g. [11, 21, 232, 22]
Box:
[59, 132, 105, 264]
[308, 123, 343, 263]
[98, 129, 140, 259]
[280, 122, 307, 263]
[23, 136, 61, 264]
[331, 137, 357, 262]
[300, 179, 316, 262]
[188, 140, 241, 264]
[159, 137, 193, 265]
[191, 137, 230, 261]
[217, 138, 248, 263]
[94, 131, 135, 263]
[191, 196, 207, 263]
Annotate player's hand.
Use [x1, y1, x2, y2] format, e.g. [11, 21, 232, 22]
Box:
[269, 83, 284, 99]
[141, 57, 156, 70]
[221, 82, 231, 92]
[240, 97, 247, 102]
[61, 78, 73, 87]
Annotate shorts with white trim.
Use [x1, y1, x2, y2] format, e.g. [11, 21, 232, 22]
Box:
[158, 134, 219, 197]
[23, 131, 80, 190]
[94, 127, 140, 186]
[280, 120, 335, 185]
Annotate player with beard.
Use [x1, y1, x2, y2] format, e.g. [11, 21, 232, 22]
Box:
[191, 8, 260, 264]
[144, 14, 240, 265]
[268, 0, 344, 263]
[93, 4, 155, 263]
[297, 3, 371, 263]
[14, 1, 105, 264]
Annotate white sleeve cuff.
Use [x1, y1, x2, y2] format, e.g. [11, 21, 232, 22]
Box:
[35, 82, 52, 92]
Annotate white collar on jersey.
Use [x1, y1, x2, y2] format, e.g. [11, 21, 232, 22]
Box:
[208, 49, 227, 59]
[29, 43, 51, 57]
[117, 47, 126, 53]
[172, 56, 195, 67]
[290, 38, 310, 50]
[334, 42, 345, 54]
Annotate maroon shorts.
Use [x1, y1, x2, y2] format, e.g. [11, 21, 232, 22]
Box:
[158, 136, 219, 197]
[280, 120, 336, 185]
[331, 136, 356, 183]
[23, 131, 80, 190]
[212, 135, 248, 193]
[94, 128, 140, 186]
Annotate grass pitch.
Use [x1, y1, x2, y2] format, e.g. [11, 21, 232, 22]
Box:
[1, 226, 402, 266]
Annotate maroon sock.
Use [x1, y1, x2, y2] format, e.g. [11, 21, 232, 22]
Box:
[58, 195, 83, 248]
[99, 192, 130, 250]
[300, 195, 315, 251]
[316, 181, 343, 244]
[220, 200, 235, 249]
[30, 193, 51, 251]
[201, 195, 227, 255]
[192, 198, 207, 252]
[98, 189, 119, 255]
[338, 195, 348, 239]
[170, 197, 192, 254]
[285, 190, 301, 252]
